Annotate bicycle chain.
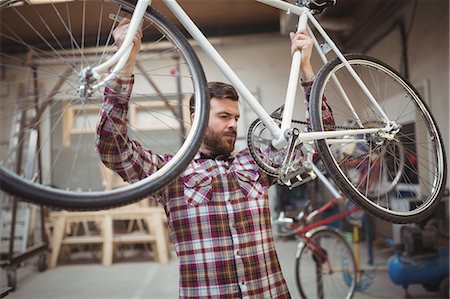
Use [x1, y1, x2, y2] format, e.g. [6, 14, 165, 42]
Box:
[271, 115, 354, 130]
[270, 115, 388, 163]
[250, 108, 389, 175]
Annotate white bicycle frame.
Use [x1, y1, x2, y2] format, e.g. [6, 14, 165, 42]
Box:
[88, 0, 395, 150]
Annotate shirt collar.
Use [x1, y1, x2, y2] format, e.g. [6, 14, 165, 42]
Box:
[194, 151, 234, 162]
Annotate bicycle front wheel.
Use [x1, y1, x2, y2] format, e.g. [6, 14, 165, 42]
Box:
[296, 227, 356, 299]
[0, 0, 208, 209]
[310, 54, 446, 224]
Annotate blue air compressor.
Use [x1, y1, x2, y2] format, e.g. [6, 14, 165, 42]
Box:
[387, 220, 449, 298]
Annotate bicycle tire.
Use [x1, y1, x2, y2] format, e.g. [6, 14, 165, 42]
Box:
[0, 0, 209, 210]
[310, 54, 447, 224]
[295, 227, 356, 299]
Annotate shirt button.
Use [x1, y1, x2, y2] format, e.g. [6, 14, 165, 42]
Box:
[240, 280, 245, 285]
[236, 250, 241, 256]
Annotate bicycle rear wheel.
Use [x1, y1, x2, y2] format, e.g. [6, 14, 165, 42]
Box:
[296, 227, 356, 299]
[0, 0, 208, 209]
[310, 54, 446, 224]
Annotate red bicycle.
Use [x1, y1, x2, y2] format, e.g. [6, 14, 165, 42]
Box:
[273, 196, 358, 299]
[273, 151, 394, 299]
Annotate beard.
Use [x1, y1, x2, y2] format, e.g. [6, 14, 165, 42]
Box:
[203, 127, 237, 156]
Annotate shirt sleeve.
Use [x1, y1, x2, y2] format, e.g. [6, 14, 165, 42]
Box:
[301, 80, 335, 131]
[95, 76, 172, 184]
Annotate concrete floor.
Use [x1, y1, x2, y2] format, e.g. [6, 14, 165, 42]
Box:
[0, 238, 447, 299]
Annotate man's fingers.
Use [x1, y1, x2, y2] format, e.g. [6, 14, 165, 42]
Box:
[117, 17, 131, 27]
[137, 28, 143, 39]
[289, 32, 295, 41]
[290, 31, 313, 47]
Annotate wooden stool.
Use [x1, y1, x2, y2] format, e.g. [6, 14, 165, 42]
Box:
[48, 211, 111, 267]
[47, 207, 169, 268]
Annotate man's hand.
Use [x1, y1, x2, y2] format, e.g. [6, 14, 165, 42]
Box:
[290, 30, 315, 82]
[112, 18, 143, 76]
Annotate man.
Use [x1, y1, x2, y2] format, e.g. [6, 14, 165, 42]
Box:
[96, 18, 316, 298]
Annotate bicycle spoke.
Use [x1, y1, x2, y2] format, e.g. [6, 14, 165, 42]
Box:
[0, 1, 208, 209]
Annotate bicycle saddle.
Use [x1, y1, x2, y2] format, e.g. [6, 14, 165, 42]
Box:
[305, 0, 337, 13]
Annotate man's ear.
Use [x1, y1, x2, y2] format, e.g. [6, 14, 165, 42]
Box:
[190, 113, 195, 123]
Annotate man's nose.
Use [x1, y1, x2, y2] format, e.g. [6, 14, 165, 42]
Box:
[228, 118, 238, 129]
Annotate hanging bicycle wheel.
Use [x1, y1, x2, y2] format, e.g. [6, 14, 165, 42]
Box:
[310, 54, 446, 224]
[295, 227, 356, 299]
[0, 0, 208, 210]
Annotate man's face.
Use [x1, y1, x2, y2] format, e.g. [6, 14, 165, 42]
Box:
[201, 97, 240, 156]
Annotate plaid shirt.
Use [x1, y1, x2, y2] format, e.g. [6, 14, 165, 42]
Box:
[96, 77, 333, 299]
[302, 79, 335, 130]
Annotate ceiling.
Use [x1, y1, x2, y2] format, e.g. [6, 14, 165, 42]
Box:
[148, 0, 408, 52]
[0, 0, 408, 53]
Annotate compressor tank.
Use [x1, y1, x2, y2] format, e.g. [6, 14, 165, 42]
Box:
[388, 250, 449, 286]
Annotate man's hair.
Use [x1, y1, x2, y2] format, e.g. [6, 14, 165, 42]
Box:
[189, 81, 239, 114]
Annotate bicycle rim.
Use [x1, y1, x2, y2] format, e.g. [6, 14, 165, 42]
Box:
[311, 54, 446, 224]
[0, 0, 208, 209]
[295, 227, 356, 299]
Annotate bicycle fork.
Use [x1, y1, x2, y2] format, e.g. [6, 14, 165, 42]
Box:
[306, 236, 331, 299]
[78, 0, 151, 97]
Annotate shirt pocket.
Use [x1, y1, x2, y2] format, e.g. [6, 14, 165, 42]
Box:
[235, 169, 264, 199]
[183, 171, 213, 206]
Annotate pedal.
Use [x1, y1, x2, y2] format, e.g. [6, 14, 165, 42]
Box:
[278, 167, 316, 189]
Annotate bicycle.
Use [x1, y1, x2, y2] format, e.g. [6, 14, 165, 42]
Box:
[272, 150, 416, 298]
[273, 192, 393, 299]
[0, 0, 447, 223]
[273, 195, 358, 299]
